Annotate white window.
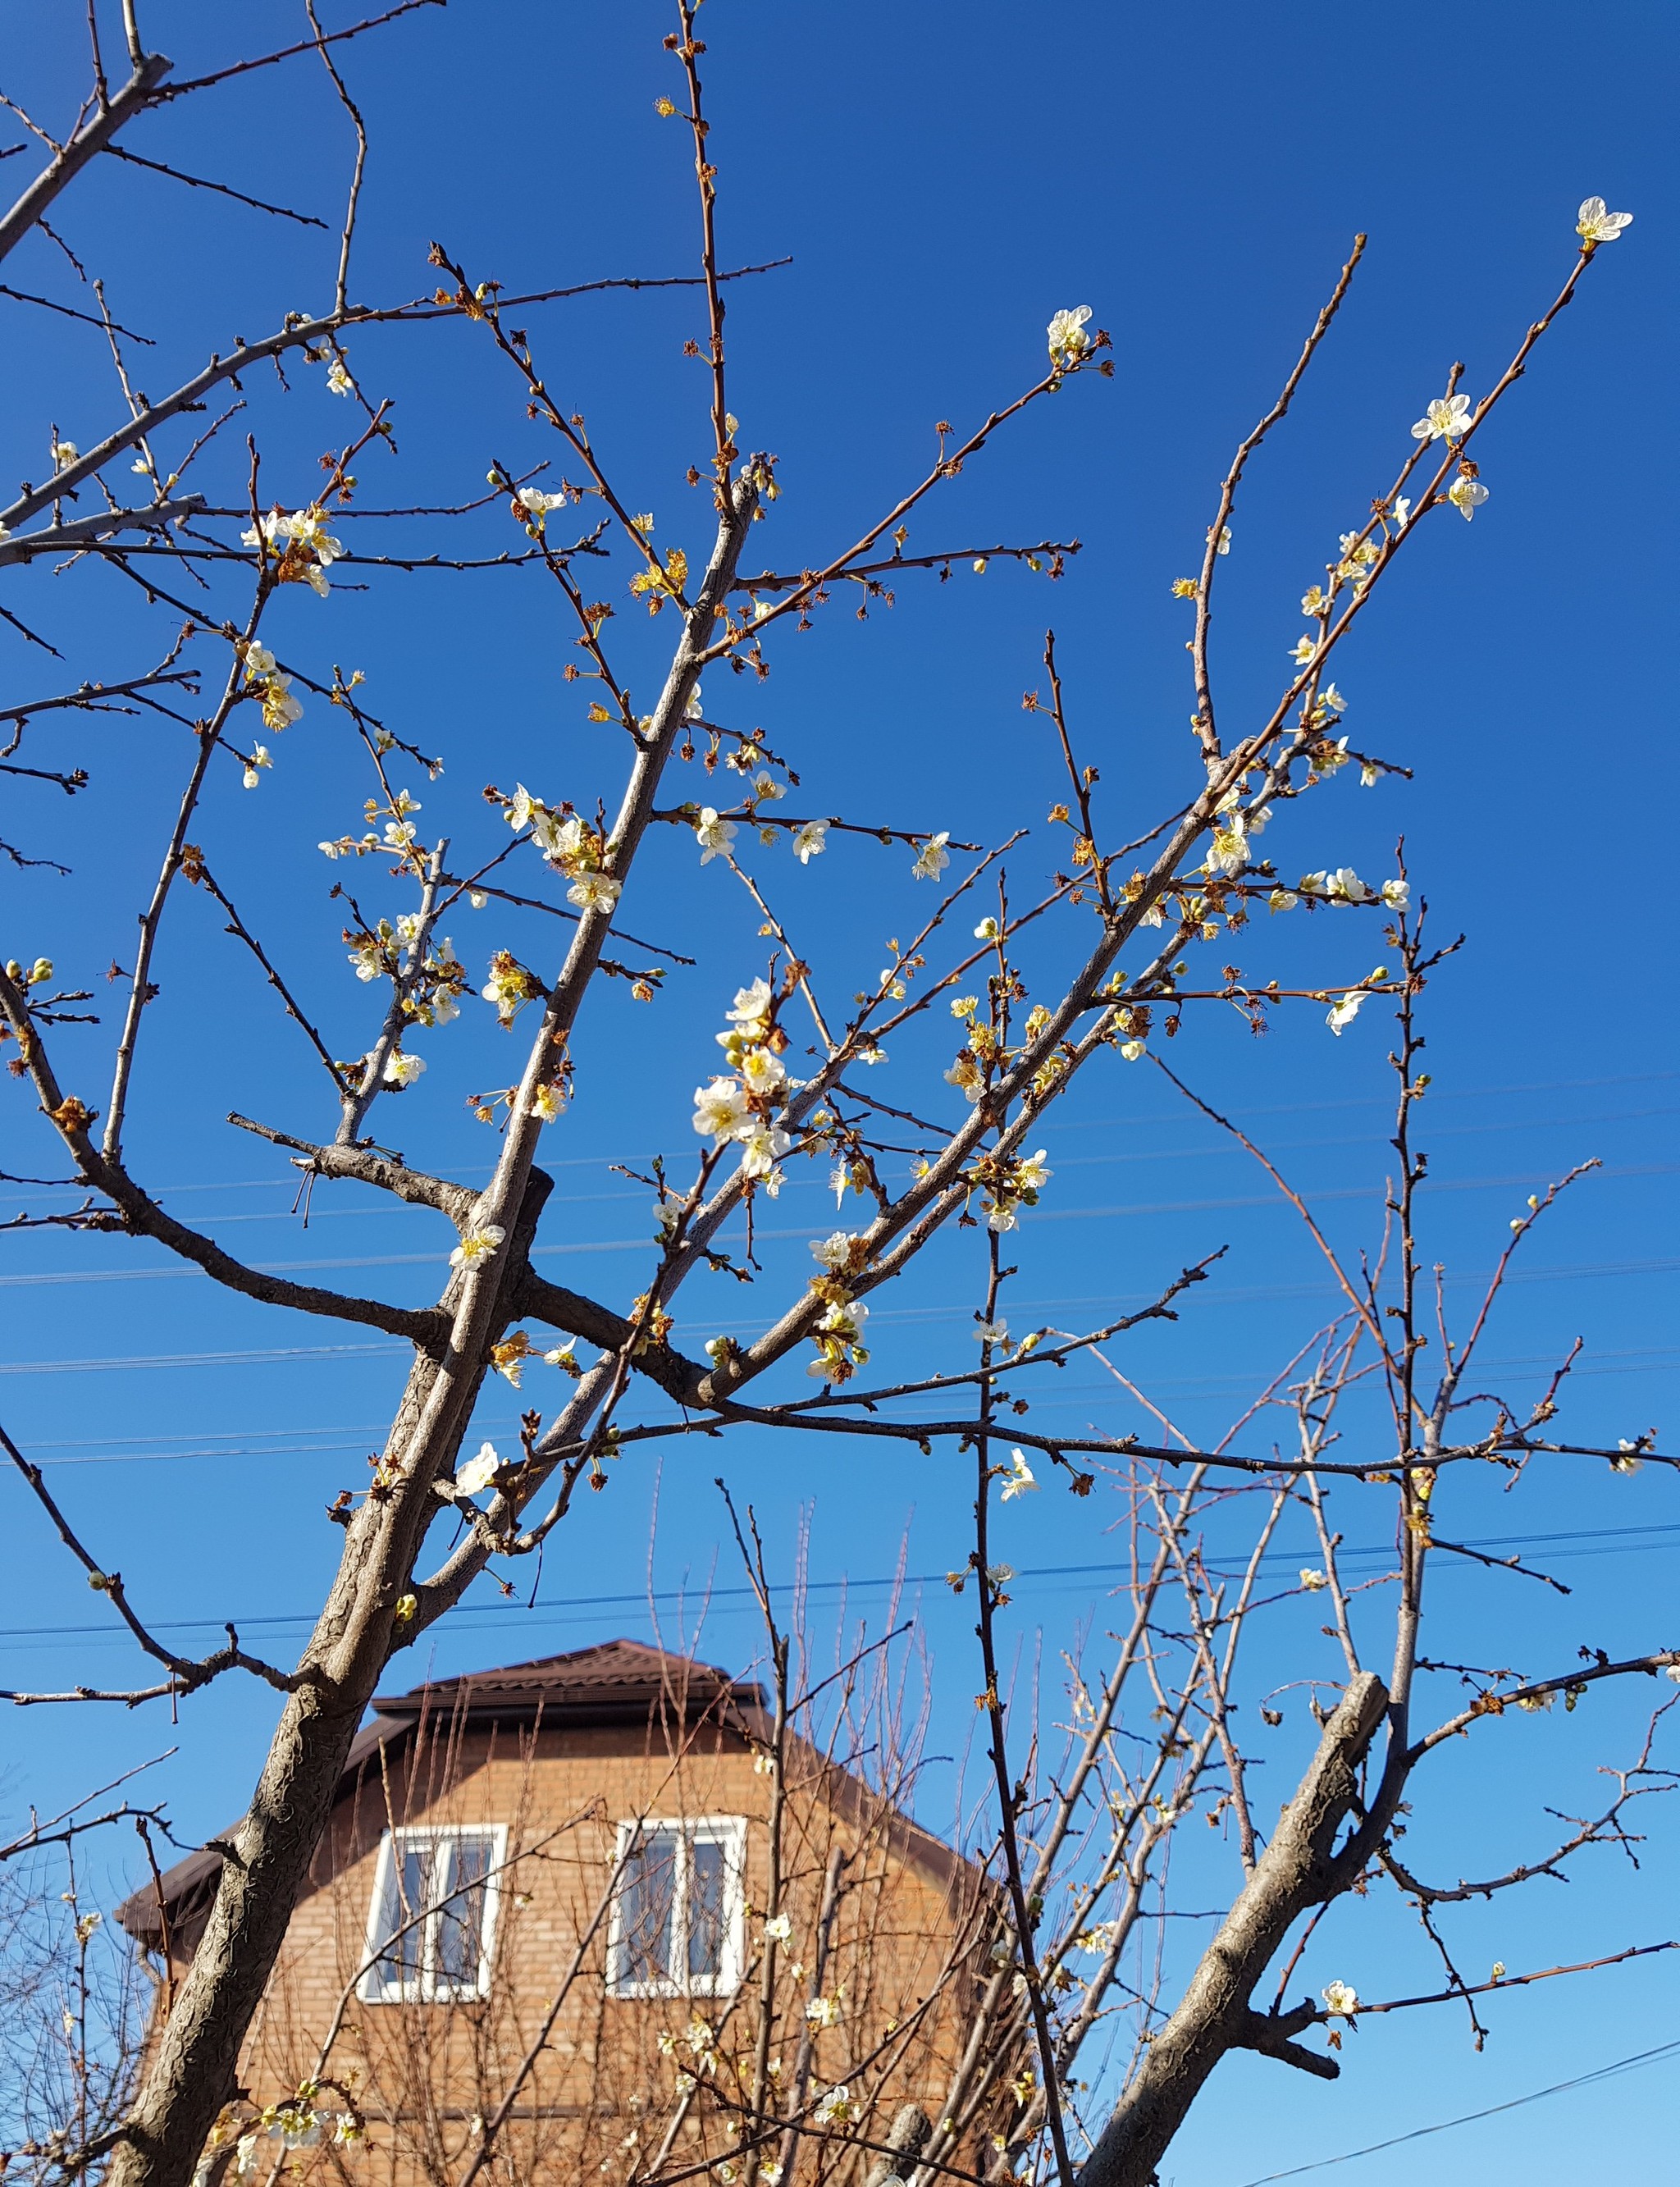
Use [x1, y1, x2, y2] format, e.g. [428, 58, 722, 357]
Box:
[607, 1817, 746, 1998]
[360, 1824, 507, 2003]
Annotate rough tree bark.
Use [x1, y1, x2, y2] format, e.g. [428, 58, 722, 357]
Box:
[103, 482, 759, 2187]
[1078, 1673, 1389, 2187]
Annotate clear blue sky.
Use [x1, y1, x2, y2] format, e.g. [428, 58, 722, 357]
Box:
[1, 2, 1675, 2179]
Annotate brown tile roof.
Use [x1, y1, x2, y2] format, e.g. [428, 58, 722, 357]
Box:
[372, 1636, 764, 1726]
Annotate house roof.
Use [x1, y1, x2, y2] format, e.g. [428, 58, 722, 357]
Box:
[116, 1641, 765, 1947]
[369, 1636, 765, 1727]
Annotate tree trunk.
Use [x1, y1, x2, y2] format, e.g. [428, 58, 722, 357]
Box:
[1077, 1673, 1388, 2187]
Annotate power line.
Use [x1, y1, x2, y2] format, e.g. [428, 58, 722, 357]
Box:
[2, 1523, 1675, 1647]
[4, 1258, 1678, 1379]
[1230, 2035, 1680, 2184]
[1, 1070, 1673, 1209]
[2, 1162, 1677, 1292]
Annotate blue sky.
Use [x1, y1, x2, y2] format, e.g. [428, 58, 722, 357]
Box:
[1, 2, 1676, 2178]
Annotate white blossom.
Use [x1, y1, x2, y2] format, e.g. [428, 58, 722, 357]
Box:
[51, 438, 80, 471]
[382, 1050, 425, 1087]
[727, 978, 774, 1030]
[1321, 1980, 1358, 2019]
[694, 806, 737, 864]
[567, 870, 622, 912]
[693, 1078, 751, 1142]
[1411, 393, 1474, 443]
[1576, 195, 1632, 244]
[1326, 989, 1369, 1036]
[740, 1125, 790, 1179]
[529, 1082, 565, 1122]
[1000, 1448, 1039, 1501]
[812, 2084, 851, 2125]
[1015, 1149, 1052, 1194]
[911, 831, 951, 882]
[810, 1230, 860, 1270]
[450, 1223, 506, 1270]
[792, 819, 828, 862]
[739, 1045, 788, 1097]
[456, 1443, 500, 1496]
[1447, 474, 1489, 522]
[1380, 878, 1410, 911]
[1299, 1568, 1329, 1591]
[326, 358, 354, 396]
[1046, 305, 1092, 364]
[1392, 495, 1412, 530]
[765, 1913, 792, 1943]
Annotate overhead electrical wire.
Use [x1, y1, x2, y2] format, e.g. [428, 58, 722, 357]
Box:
[1230, 2036, 1680, 2184]
[0, 1518, 1674, 1649]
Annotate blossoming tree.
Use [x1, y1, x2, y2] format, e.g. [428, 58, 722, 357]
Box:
[0, 7, 1671, 2187]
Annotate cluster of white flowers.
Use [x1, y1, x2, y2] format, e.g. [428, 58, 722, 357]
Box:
[319, 787, 426, 861]
[981, 1148, 1052, 1234]
[503, 783, 623, 913]
[230, 2089, 363, 2176]
[342, 915, 466, 1079]
[240, 505, 345, 596]
[945, 991, 1068, 1108]
[240, 642, 304, 737]
[1205, 784, 1271, 879]
[1295, 868, 1408, 911]
[659, 2014, 721, 2083]
[692, 979, 795, 1192]
[805, 1230, 870, 1383]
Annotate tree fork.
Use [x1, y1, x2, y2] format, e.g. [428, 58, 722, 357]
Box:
[1078, 1673, 1389, 2187]
[104, 1168, 554, 2187]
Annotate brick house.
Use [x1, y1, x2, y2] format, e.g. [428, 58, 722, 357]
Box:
[121, 1641, 997, 2187]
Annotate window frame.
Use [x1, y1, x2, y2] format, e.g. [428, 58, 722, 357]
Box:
[605, 1815, 748, 2000]
[358, 1823, 509, 2005]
